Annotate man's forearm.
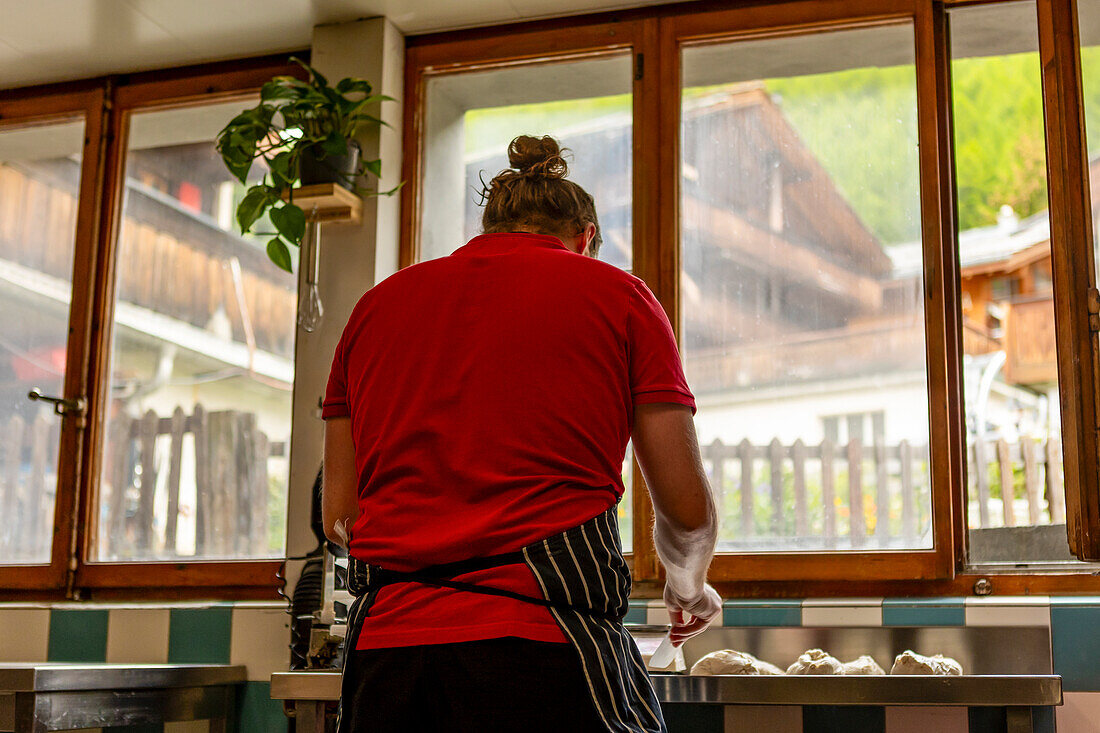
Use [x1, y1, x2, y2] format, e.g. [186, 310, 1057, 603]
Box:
[653, 502, 718, 600]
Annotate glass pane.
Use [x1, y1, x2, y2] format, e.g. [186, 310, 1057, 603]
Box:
[681, 25, 932, 553]
[0, 117, 83, 564]
[96, 101, 295, 561]
[950, 2, 1074, 565]
[420, 54, 633, 269]
[1080, 0, 1100, 284]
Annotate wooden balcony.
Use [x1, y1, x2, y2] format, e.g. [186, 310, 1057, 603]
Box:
[1004, 294, 1058, 385]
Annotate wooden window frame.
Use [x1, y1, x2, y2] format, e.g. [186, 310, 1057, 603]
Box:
[0, 85, 106, 592]
[0, 56, 306, 601]
[401, 0, 1100, 596]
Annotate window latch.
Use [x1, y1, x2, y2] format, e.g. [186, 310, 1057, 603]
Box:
[27, 388, 87, 419]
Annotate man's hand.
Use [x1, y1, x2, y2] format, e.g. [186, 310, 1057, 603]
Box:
[664, 582, 722, 646]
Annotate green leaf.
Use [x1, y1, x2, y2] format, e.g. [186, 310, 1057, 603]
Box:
[336, 78, 373, 96]
[363, 158, 382, 178]
[270, 203, 306, 245]
[291, 56, 329, 90]
[266, 237, 294, 273]
[320, 131, 347, 157]
[267, 150, 296, 187]
[236, 186, 276, 233]
[381, 180, 406, 196]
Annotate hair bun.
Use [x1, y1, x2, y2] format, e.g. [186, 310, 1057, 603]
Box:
[508, 135, 568, 179]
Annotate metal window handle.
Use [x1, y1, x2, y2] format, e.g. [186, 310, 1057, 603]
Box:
[27, 388, 87, 417]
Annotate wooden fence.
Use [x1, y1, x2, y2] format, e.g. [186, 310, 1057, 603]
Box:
[699, 435, 1065, 549]
[0, 409, 59, 562]
[101, 404, 285, 560]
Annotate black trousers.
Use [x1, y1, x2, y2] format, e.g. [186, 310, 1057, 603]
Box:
[338, 637, 609, 732]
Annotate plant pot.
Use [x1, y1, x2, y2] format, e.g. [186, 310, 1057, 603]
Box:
[299, 140, 360, 190]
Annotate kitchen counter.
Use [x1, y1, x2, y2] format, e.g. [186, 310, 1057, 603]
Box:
[271, 670, 1062, 732]
[0, 663, 246, 732]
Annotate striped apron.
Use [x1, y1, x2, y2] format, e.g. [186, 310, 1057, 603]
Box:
[340, 506, 666, 733]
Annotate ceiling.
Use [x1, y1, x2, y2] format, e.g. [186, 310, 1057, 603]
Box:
[0, 0, 679, 90]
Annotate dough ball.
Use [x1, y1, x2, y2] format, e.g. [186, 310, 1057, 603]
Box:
[841, 655, 885, 675]
[690, 650, 784, 676]
[786, 648, 844, 675]
[890, 651, 963, 676]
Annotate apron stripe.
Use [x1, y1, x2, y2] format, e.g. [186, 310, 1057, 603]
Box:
[537, 538, 634, 732]
[524, 509, 667, 733]
[564, 532, 650, 732]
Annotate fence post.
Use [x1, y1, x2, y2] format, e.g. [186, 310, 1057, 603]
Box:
[996, 438, 1015, 527]
[1022, 438, 1041, 525]
[821, 438, 836, 548]
[193, 403, 209, 556]
[899, 440, 916, 540]
[135, 410, 159, 554]
[848, 438, 865, 547]
[1046, 438, 1065, 523]
[709, 438, 725, 536]
[30, 411, 50, 559]
[165, 406, 186, 555]
[2, 415, 24, 556]
[739, 438, 754, 537]
[769, 438, 784, 537]
[973, 437, 991, 529]
[792, 439, 808, 537]
[106, 414, 131, 559]
[874, 439, 889, 546]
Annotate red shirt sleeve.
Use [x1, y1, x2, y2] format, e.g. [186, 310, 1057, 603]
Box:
[626, 280, 696, 414]
[322, 330, 351, 420]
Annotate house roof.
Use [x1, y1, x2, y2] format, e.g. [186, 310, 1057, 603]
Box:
[887, 205, 1052, 280]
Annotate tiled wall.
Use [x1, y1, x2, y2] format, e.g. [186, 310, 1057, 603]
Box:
[4, 596, 1099, 732]
[0, 601, 289, 732]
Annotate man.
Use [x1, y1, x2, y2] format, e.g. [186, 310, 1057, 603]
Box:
[323, 135, 720, 732]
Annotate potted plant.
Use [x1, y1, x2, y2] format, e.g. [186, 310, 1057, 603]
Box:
[215, 57, 400, 272]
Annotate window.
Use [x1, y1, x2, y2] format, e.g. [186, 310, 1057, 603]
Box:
[949, 1, 1076, 566]
[680, 24, 933, 554]
[0, 62, 301, 597]
[403, 0, 1100, 592]
[417, 54, 634, 269]
[95, 101, 295, 562]
[0, 117, 84, 565]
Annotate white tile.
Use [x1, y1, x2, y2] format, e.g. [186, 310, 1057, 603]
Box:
[646, 605, 671, 626]
[0, 608, 49, 661]
[801, 599, 883, 627]
[725, 705, 801, 732]
[1058, 692, 1100, 733]
[886, 706, 969, 733]
[230, 607, 290, 681]
[106, 608, 170, 663]
[964, 598, 1050, 627]
[965, 595, 1051, 606]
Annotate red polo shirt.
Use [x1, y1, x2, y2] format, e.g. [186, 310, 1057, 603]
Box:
[323, 233, 695, 650]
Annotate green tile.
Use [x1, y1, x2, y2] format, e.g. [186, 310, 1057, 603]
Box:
[236, 680, 288, 733]
[882, 598, 965, 627]
[624, 606, 647, 624]
[1052, 605, 1100, 691]
[48, 609, 108, 662]
[168, 607, 232, 664]
[723, 600, 801, 627]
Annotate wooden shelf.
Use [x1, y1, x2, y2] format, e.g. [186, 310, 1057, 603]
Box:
[285, 183, 362, 224]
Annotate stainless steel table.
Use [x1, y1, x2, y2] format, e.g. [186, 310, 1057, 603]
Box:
[0, 663, 246, 732]
[271, 670, 1062, 733]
